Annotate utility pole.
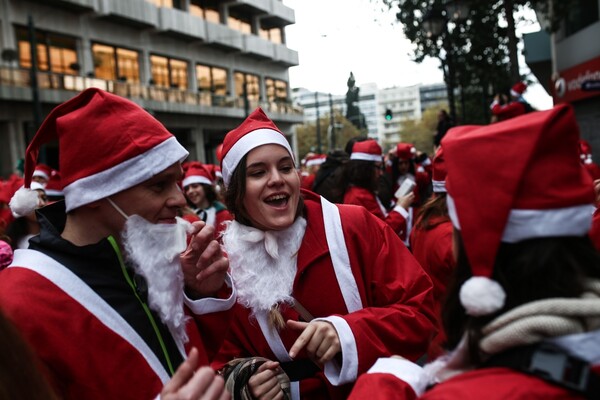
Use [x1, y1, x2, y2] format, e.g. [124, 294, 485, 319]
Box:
[504, 0, 520, 83]
[315, 92, 322, 153]
[28, 14, 45, 162]
[328, 93, 336, 150]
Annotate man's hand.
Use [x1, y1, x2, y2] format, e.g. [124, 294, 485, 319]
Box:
[161, 347, 230, 400]
[287, 320, 341, 365]
[248, 360, 285, 400]
[181, 221, 229, 298]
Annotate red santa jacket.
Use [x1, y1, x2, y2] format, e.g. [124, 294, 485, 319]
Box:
[349, 364, 596, 399]
[343, 186, 408, 239]
[409, 216, 455, 359]
[213, 190, 436, 399]
[0, 249, 234, 400]
[491, 101, 528, 122]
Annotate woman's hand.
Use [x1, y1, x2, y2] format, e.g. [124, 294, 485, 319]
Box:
[161, 347, 230, 400]
[396, 192, 415, 210]
[287, 320, 341, 365]
[248, 361, 284, 400]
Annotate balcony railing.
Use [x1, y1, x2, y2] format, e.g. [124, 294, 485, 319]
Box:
[0, 66, 302, 116]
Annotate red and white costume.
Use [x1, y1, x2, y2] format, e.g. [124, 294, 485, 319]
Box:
[213, 190, 436, 399]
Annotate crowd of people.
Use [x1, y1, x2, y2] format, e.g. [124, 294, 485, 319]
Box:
[0, 87, 599, 399]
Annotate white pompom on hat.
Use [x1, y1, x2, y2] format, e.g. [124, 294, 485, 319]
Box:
[220, 107, 293, 187]
[9, 88, 188, 217]
[442, 104, 595, 317]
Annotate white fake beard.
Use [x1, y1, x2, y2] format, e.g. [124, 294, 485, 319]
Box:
[121, 215, 193, 344]
[222, 217, 307, 315]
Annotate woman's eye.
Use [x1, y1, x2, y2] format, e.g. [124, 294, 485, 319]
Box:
[150, 182, 167, 192]
[280, 165, 293, 173]
[248, 170, 265, 177]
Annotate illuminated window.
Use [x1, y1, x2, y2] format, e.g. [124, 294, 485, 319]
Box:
[92, 43, 140, 82]
[196, 64, 227, 95]
[228, 15, 251, 34]
[151, 54, 188, 89]
[146, 0, 174, 8]
[190, 0, 220, 23]
[235, 71, 259, 101]
[16, 27, 78, 74]
[265, 78, 288, 102]
[259, 27, 282, 44]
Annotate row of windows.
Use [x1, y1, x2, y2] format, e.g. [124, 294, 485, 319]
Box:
[145, 0, 283, 44]
[15, 27, 289, 103]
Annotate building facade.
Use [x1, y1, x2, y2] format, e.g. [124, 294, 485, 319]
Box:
[525, 1, 600, 154]
[0, 0, 303, 177]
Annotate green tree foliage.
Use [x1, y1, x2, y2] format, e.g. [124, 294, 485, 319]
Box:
[296, 114, 361, 159]
[377, 0, 566, 124]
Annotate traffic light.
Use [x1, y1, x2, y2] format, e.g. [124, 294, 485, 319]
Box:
[385, 108, 393, 121]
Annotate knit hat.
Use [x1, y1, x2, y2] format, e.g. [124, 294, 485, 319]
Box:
[350, 139, 382, 162]
[431, 147, 447, 193]
[510, 81, 527, 97]
[182, 162, 213, 188]
[32, 164, 53, 183]
[396, 143, 417, 160]
[220, 107, 293, 187]
[442, 104, 595, 317]
[10, 88, 188, 216]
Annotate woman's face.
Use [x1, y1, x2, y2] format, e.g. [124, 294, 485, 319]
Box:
[243, 144, 300, 231]
[184, 183, 207, 208]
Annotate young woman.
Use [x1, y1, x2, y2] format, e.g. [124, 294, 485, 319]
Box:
[349, 104, 600, 399]
[211, 108, 436, 399]
[182, 161, 232, 236]
[341, 139, 414, 240]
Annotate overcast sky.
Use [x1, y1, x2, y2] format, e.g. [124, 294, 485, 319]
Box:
[282, 0, 553, 110]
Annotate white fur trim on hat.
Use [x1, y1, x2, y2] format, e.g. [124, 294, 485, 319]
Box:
[32, 170, 49, 181]
[460, 276, 506, 316]
[221, 129, 293, 186]
[306, 158, 326, 167]
[432, 179, 446, 193]
[63, 136, 188, 212]
[182, 175, 212, 188]
[9, 187, 40, 217]
[350, 153, 382, 162]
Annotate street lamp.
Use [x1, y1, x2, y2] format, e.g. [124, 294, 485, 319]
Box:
[423, 1, 470, 124]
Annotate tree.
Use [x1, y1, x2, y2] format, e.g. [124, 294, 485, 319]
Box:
[396, 105, 443, 155]
[296, 114, 361, 160]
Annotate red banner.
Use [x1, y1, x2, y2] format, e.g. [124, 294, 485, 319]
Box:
[553, 55, 600, 104]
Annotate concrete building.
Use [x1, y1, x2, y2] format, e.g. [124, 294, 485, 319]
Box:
[0, 0, 303, 177]
[524, 1, 600, 153]
[377, 84, 421, 149]
[419, 83, 448, 114]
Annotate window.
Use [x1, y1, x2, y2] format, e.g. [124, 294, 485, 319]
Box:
[565, 0, 599, 36]
[259, 27, 283, 44]
[16, 27, 78, 74]
[235, 71, 259, 101]
[228, 15, 252, 34]
[196, 64, 227, 95]
[265, 78, 288, 102]
[146, 0, 174, 8]
[150, 54, 188, 89]
[190, 0, 220, 23]
[92, 43, 140, 82]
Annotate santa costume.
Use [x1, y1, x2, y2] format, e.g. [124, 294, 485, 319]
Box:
[0, 88, 235, 399]
[212, 108, 437, 399]
[349, 104, 600, 399]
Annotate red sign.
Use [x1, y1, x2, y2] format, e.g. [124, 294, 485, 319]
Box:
[553, 55, 600, 104]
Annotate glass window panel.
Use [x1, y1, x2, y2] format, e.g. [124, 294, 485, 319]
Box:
[196, 64, 211, 91]
[36, 43, 49, 71]
[150, 54, 170, 87]
[116, 47, 140, 83]
[234, 71, 244, 97]
[170, 58, 188, 89]
[270, 28, 282, 44]
[228, 16, 251, 34]
[246, 74, 259, 100]
[265, 78, 275, 101]
[18, 40, 32, 68]
[212, 67, 227, 95]
[205, 9, 219, 23]
[93, 43, 116, 80]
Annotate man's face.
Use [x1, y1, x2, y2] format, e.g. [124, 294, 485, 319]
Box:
[110, 163, 186, 226]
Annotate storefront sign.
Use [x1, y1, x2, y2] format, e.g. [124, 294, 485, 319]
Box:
[553, 56, 600, 103]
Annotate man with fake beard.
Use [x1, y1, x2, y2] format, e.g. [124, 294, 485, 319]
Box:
[0, 88, 234, 400]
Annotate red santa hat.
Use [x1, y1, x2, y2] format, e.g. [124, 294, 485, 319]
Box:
[431, 147, 447, 193]
[305, 154, 326, 167]
[215, 143, 224, 163]
[32, 163, 53, 182]
[220, 107, 293, 186]
[10, 88, 188, 216]
[350, 139, 382, 162]
[442, 104, 595, 317]
[44, 170, 64, 198]
[510, 81, 527, 97]
[579, 139, 593, 164]
[182, 162, 213, 188]
[396, 143, 417, 160]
